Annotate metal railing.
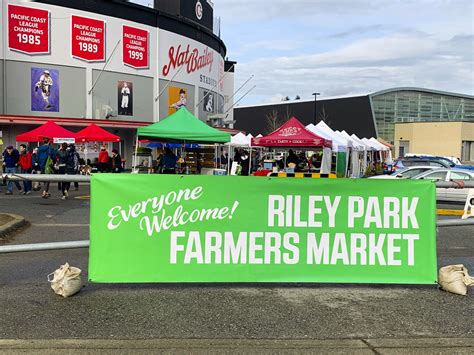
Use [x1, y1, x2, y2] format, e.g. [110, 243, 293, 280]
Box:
[0, 174, 472, 253]
[2, 173, 90, 183]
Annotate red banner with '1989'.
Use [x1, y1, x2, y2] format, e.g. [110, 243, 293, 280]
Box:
[71, 15, 105, 62]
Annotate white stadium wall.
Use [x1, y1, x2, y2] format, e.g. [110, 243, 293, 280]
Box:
[0, 0, 233, 167]
[0, 0, 229, 123]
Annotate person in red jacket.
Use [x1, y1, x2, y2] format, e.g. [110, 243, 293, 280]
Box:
[18, 144, 33, 195]
[98, 145, 109, 173]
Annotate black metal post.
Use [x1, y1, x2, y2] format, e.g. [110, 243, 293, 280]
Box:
[312, 92, 320, 124]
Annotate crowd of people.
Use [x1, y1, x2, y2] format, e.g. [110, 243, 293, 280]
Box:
[1, 139, 123, 199]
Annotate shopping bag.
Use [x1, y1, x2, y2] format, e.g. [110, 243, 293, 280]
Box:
[47, 263, 82, 297]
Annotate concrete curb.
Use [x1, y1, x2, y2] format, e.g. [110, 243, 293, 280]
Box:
[0, 337, 472, 351]
[0, 213, 27, 239]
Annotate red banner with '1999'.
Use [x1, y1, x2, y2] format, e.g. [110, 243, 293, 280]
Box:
[122, 25, 149, 69]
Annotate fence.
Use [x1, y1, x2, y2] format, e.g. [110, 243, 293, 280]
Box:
[0, 173, 473, 253]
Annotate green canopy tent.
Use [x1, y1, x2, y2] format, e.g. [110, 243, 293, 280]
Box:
[137, 108, 230, 143]
[134, 108, 231, 171]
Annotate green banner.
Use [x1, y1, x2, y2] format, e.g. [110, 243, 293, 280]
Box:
[89, 175, 437, 284]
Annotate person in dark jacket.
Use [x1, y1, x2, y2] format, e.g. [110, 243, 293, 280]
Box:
[286, 149, 299, 167]
[3, 145, 22, 194]
[61, 144, 80, 200]
[111, 149, 122, 173]
[31, 147, 42, 191]
[56, 143, 68, 192]
[18, 144, 33, 195]
[37, 138, 56, 198]
[161, 148, 178, 174]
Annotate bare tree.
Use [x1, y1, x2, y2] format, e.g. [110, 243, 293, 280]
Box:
[265, 109, 280, 133]
[319, 105, 332, 126]
[282, 105, 292, 122]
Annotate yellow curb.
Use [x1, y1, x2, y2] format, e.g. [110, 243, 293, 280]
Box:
[74, 195, 90, 200]
[436, 209, 467, 216]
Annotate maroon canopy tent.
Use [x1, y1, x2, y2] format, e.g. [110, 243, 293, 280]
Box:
[16, 120, 76, 142]
[75, 124, 120, 143]
[251, 117, 332, 148]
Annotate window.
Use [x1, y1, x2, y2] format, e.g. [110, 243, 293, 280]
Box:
[450, 172, 472, 181]
[427, 161, 445, 167]
[403, 168, 430, 178]
[461, 141, 474, 162]
[421, 171, 447, 181]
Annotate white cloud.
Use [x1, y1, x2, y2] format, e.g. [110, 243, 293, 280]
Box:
[235, 32, 474, 103]
[216, 0, 474, 104]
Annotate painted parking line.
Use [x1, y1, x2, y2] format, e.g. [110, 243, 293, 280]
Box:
[436, 209, 467, 216]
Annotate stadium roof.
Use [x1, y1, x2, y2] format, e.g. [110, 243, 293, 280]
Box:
[235, 87, 474, 109]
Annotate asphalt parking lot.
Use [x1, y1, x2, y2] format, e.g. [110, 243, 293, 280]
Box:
[0, 185, 473, 351]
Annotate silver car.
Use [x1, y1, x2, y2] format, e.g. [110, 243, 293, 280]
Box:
[413, 168, 474, 202]
[370, 166, 435, 179]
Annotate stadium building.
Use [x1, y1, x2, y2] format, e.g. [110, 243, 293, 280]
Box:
[234, 88, 474, 161]
[0, 0, 235, 166]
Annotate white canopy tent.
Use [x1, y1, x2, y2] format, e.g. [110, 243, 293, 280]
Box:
[334, 131, 367, 178]
[350, 134, 374, 174]
[230, 132, 251, 146]
[306, 122, 352, 176]
[306, 124, 347, 152]
[335, 130, 367, 177]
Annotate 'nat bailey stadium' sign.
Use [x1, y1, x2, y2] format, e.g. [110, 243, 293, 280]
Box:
[89, 175, 437, 284]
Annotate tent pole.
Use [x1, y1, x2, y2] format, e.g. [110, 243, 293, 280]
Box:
[249, 147, 252, 175]
[133, 135, 139, 172]
[227, 144, 231, 175]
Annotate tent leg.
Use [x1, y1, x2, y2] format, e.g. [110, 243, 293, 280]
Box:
[249, 147, 252, 175]
[227, 146, 231, 175]
[133, 136, 139, 172]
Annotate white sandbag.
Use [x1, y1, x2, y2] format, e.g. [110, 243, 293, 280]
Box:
[47, 263, 82, 298]
[438, 264, 474, 296]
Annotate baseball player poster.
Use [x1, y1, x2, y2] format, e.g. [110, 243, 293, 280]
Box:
[31, 68, 59, 112]
[203, 90, 215, 113]
[118, 81, 133, 116]
[168, 86, 187, 116]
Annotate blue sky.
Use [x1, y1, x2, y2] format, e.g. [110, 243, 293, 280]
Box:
[215, 0, 474, 105]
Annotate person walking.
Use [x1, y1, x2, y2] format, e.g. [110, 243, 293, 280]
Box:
[18, 144, 33, 195]
[111, 149, 122, 173]
[56, 143, 68, 192]
[98, 145, 109, 173]
[37, 138, 56, 198]
[2, 145, 22, 195]
[56, 143, 69, 192]
[31, 147, 42, 191]
[61, 144, 80, 200]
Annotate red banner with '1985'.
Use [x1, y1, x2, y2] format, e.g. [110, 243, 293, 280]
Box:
[8, 4, 50, 54]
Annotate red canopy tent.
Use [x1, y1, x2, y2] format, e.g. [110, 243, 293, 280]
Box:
[16, 120, 76, 142]
[251, 117, 332, 148]
[75, 124, 120, 143]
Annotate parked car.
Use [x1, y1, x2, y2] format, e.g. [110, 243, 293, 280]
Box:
[405, 154, 461, 165]
[401, 154, 474, 172]
[370, 166, 435, 179]
[392, 158, 450, 172]
[412, 168, 474, 202]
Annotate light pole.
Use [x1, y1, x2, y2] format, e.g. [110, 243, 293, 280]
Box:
[312, 92, 320, 124]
